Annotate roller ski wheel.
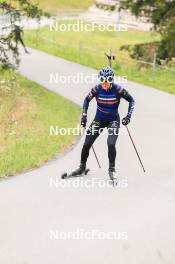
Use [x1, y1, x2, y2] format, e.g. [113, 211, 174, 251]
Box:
[61, 168, 90, 179]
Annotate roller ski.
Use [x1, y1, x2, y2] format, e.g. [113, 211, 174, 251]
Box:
[61, 163, 90, 179]
[108, 165, 118, 187]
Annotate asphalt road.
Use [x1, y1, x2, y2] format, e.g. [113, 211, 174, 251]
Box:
[0, 48, 175, 264]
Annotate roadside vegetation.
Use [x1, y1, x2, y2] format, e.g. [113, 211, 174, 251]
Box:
[33, 0, 95, 14]
[25, 21, 175, 94]
[0, 70, 81, 177]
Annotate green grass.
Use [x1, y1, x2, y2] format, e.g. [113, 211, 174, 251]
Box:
[32, 0, 95, 14]
[24, 20, 175, 94]
[0, 70, 81, 177]
[5, 0, 94, 16]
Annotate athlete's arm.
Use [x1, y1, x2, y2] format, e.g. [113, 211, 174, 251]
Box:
[81, 86, 99, 127]
[117, 86, 135, 126]
[119, 87, 135, 118]
[82, 86, 99, 114]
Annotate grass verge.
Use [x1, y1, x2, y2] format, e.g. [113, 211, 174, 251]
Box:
[24, 20, 175, 94]
[0, 69, 81, 177]
[32, 0, 95, 14]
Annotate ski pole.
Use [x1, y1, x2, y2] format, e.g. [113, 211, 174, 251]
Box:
[126, 126, 146, 173]
[92, 145, 101, 168]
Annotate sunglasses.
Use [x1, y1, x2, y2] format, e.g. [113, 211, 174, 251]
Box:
[99, 76, 114, 84]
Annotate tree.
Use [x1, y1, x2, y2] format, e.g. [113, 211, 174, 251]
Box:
[119, 0, 175, 60]
[0, 0, 47, 69]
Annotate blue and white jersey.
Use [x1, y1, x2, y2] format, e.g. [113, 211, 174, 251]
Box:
[83, 83, 135, 121]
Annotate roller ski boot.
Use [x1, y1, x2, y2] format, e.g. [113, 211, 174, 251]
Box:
[108, 163, 118, 187]
[61, 163, 90, 179]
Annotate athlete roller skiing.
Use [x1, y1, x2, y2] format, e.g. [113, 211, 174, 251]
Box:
[62, 66, 135, 185]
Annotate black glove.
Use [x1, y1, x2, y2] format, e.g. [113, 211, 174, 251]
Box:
[122, 115, 130, 126]
[81, 113, 87, 128]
